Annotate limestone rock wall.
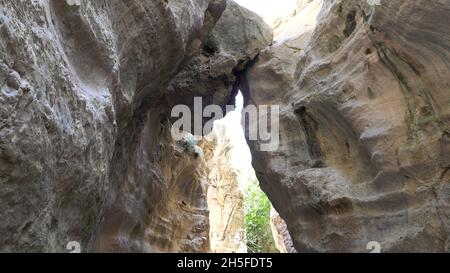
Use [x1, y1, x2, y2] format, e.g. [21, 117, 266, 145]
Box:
[4, 0, 447, 254]
[190, 1, 272, 253]
[0, 0, 272, 252]
[0, 0, 223, 253]
[270, 207, 296, 253]
[93, 0, 271, 253]
[247, 0, 450, 252]
[201, 123, 246, 253]
[165, 0, 273, 124]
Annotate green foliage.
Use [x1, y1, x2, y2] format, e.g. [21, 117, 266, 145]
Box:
[243, 178, 278, 253]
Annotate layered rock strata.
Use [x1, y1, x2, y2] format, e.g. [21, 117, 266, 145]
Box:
[201, 121, 246, 253]
[0, 0, 272, 252]
[247, 0, 450, 252]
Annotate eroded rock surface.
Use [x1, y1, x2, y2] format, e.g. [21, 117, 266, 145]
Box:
[201, 121, 246, 253]
[94, 0, 271, 253]
[0, 0, 272, 252]
[165, 0, 272, 123]
[1, 0, 222, 253]
[2, 0, 448, 254]
[270, 207, 296, 253]
[247, 0, 450, 252]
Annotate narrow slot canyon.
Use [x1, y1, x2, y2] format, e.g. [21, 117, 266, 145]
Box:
[0, 0, 449, 254]
[204, 91, 284, 253]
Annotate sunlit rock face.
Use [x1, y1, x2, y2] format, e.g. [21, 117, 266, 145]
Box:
[271, 0, 324, 43]
[247, 0, 450, 252]
[201, 121, 246, 253]
[0, 0, 272, 252]
[270, 207, 296, 253]
[199, 90, 257, 253]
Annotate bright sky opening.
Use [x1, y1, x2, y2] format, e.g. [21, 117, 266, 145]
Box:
[213, 91, 255, 190]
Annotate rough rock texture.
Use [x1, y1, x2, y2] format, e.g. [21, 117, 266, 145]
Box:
[270, 207, 296, 253]
[94, 0, 271, 253]
[201, 120, 246, 253]
[165, 0, 273, 124]
[0, 0, 272, 252]
[92, 1, 271, 252]
[4, 0, 448, 254]
[247, 0, 450, 252]
[0, 0, 222, 253]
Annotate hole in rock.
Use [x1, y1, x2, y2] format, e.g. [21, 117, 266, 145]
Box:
[206, 91, 279, 253]
[202, 40, 218, 57]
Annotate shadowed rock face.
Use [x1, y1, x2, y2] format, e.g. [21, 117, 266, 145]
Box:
[246, 0, 450, 252]
[0, 0, 272, 252]
[94, 0, 271, 253]
[0, 0, 218, 253]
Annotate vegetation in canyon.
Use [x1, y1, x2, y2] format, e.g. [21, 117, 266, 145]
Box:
[244, 177, 278, 253]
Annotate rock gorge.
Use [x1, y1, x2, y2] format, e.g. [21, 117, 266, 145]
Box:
[0, 0, 449, 253]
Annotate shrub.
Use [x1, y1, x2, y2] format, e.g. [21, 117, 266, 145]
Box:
[243, 177, 278, 253]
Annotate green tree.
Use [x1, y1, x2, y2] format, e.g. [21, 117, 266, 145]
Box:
[243, 177, 278, 253]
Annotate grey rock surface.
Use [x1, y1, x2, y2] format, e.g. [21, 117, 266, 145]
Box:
[247, 0, 450, 252]
[0, 0, 272, 252]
